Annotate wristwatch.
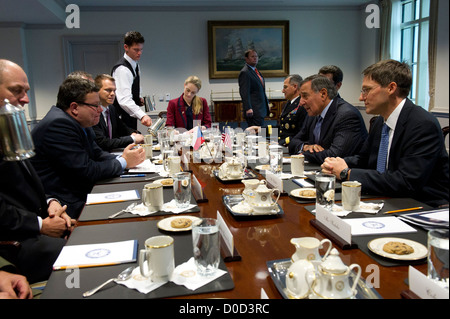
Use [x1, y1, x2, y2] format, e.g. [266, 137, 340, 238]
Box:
[340, 167, 350, 181]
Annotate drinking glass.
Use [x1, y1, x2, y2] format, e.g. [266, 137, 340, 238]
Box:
[428, 229, 449, 289]
[173, 172, 191, 208]
[269, 148, 283, 175]
[192, 218, 220, 276]
[315, 173, 335, 209]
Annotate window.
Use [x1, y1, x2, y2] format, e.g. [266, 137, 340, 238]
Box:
[390, 0, 430, 109]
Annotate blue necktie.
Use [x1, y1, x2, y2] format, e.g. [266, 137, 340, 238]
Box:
[377, 123, 390, 173]
[313, 116, 323, 144]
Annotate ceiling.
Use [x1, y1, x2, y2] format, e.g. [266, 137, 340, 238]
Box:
[0, 0, 373, 25]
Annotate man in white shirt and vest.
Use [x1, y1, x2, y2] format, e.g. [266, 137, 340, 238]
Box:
[112, 31, 152, 130]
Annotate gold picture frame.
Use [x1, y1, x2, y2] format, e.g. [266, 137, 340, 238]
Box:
[208, 20, 289, 79]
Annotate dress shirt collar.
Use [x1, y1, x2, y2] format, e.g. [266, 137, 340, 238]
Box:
[124, 53, 137, 70]
[319, 99, 333, 119]
[385, 98, 406, 131]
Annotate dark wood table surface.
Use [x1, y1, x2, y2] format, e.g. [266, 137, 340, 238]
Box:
[64, 160, 428, 300]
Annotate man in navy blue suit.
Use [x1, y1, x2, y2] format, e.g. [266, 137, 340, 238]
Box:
[322, 59, 449, 207]
[92, 74, 144, 151]
[31, 77, 145, 218]
[0, 59, 72, 284]
[288, 74, 368, 163]
[238, 49, 269, 127]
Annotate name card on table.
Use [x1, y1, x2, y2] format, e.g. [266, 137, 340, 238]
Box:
[266, 171, 283, 193]
[217, 210, 240, 261]
[409, 266, 449, 299]
[217, 210, 233, 255]
[191, 174, 207, 203]
[315, 204, 352, 246]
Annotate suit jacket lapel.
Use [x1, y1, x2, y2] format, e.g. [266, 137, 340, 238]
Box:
[318, 99, 338, 143]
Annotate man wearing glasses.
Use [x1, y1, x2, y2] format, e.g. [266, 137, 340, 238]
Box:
[31, 77, 145, 218]
[322, 59, 449, 207]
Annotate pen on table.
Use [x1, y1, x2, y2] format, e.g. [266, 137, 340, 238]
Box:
[383, 207, 423, 214]
[120, 174, 146, 178]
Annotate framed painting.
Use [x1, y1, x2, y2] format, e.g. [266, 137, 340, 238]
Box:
[208, 20, 289, 79]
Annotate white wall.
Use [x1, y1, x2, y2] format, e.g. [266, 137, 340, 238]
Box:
[2, 3, 447, 127]
[20, 7, 375, 120]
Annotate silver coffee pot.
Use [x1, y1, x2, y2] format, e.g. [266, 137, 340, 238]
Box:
[147, 112, 166, 137]
[0, 99, 35, 161]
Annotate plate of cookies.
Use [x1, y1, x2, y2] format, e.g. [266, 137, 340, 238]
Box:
[367, 237, 428, 260]
[157, 216, 202, 232]
[158, 178, 174, 187]
[289, 188, 316, 200]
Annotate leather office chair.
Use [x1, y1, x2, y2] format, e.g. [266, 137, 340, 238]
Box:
[442, 126, 449, 139]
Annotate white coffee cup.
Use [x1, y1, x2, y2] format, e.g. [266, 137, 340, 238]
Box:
[142, 182, 163, 211]
[142, 144, 153, 159]
[291, 154, 304, 176]
[144, 134, 153, 145]
[341, 181, 361, 211]
[139, 235, 174, 282]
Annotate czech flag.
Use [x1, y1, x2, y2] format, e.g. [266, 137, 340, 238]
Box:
[192, 125, 205, 150]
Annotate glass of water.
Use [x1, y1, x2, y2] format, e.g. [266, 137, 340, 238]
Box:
[428, 229, 449, 289]
[192, 218, 220, 276]
[315, 173, 336, 209]
[173, 172, 191, 208]
[162, 149, 174, 173]
[269, 148, 283, 175]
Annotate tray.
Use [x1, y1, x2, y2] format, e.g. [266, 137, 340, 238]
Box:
[213, 169, 257, 184]
[222, 195, 284, 218]
[267, 258, 382, 299]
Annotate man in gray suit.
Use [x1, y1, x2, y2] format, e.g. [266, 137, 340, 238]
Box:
[289, 74, 368, 164]
[238, 49, 269, 127]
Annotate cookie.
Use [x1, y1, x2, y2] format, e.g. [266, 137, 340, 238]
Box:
[382, 241, 414, 255]
[299, 189, 315, 197]
[170, 217, 192, 229]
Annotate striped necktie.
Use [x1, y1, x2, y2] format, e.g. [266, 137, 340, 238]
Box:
[376, 123, 390, 173]
[313, 116, 323, 144]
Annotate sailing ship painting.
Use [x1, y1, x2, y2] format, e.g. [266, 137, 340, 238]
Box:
[215, 26, 283, 72]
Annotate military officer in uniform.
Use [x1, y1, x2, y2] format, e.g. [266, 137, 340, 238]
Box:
[274, 74, 307, 145]
[246, 74, 307, 145]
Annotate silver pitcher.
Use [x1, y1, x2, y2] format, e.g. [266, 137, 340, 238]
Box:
[148, 114, 166, 137]
[0, 99, 35, 161]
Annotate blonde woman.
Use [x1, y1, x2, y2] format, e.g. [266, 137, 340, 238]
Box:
[166, 76, 211, 129]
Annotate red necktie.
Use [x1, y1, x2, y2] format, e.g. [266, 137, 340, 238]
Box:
[255, 68, 264, 85]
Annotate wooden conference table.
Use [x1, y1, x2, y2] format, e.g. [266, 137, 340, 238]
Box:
[41, 154, 432, 300]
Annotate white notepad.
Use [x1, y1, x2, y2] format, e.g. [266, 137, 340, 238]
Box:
[344, 216, 417, 236]
[53, 240, 138, 270]
[86, 190, 140, 205]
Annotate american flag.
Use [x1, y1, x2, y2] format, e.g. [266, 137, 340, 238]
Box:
[221, 128, 232, 150]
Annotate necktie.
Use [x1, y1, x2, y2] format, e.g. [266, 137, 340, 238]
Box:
[105, 108, 112, 139]
[135, 63, 139, 75]
[313, 116, 323, 144]
[377, 123, 390, 173]
[255, 68, 264, 85]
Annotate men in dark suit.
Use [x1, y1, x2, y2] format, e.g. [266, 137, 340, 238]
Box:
[322, 60, 449, 207]
[0, 59, 73, 284]
[288, 74, 368, 164]
[319, 65, 344, 97]
[31, 77, 145, 219]
[238, 49, 269, 127]
[93, 74, 144, 151]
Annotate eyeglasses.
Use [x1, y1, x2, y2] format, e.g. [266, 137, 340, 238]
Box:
[77, 102, 101, 110]
[360, 85, 380, 97]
